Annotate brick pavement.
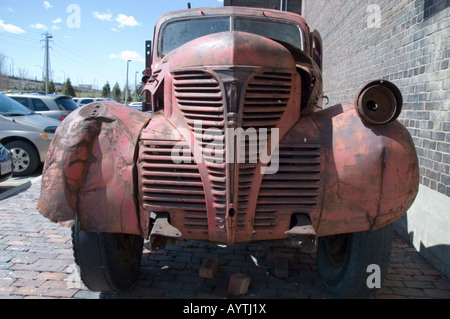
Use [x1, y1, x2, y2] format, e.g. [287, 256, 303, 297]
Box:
[0, 178, 449, 299]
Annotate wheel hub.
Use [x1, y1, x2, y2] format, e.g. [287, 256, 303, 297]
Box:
[10, 148, 30, 172]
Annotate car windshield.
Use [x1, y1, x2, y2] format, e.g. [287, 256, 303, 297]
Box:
[160, 16, 303, 55]
[56, 97, 79, 111]
[0, 93, 34, 116]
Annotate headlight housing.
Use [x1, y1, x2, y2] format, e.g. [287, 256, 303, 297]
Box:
[355, 80, 403, 125]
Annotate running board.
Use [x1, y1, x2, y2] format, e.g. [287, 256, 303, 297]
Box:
[149, 212, 182, 251]
[285, 214, 317, 253]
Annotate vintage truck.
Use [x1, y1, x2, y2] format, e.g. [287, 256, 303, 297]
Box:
[37, 6, 419, 298]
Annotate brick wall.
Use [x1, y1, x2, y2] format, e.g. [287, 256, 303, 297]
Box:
[302, 0, 450, 197]
[302, 0, 450, 277]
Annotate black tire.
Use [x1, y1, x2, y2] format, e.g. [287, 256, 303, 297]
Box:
[72, 220, 144, 293]
[5, 140, 39, 177]
[317, 223, 393, 299]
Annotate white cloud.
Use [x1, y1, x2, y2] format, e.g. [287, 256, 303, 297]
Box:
[109, 50, 144, 62]
[93, 11, 112, 21]
[115, 14, 139, 28]
[0, 20, 25, 34]
[30, 23, 48, 30]
[43, 1, 53, 10]
[52, 18, 62, 24]
[51, 25, 61, 30]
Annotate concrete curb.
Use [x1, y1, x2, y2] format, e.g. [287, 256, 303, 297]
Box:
[0, 175, 41, 201]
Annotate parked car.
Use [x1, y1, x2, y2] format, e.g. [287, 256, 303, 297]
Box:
[0, 93, 60, 176]
[127, 102, 143, 111]
[73, 97, 114, 106]
[5, 91, 79, 121]
[0, 142, 13, 182]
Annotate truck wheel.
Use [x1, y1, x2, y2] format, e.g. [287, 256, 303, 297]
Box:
[72, 220, 144, 293]
[317, 223, 393, 299]
[5, 140, 39, 177]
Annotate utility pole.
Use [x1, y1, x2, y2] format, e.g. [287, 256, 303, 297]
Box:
[42, 32, 53, 94]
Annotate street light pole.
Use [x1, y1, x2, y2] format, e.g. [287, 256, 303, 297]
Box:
[125, 60, 131, 105]
[134, 71, 138, 102]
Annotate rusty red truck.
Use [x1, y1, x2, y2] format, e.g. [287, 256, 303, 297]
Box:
[37, 6, 419, 298]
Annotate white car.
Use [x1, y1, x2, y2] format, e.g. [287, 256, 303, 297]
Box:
[73, 97, 114, 106]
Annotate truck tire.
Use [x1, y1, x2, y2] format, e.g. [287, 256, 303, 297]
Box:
[72, 220, 144, 293]
[317, 223, 393, 299]
[5, 140, 39, 177]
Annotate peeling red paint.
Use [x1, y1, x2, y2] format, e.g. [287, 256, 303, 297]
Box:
[37, 101, 151, 235]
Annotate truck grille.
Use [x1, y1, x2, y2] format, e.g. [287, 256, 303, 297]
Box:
[140, 68, 318, 241]
[254, 144, 322, 230]
[140, 139, 208, 230]
[242, 72, 292, 129]
[173, 70, 227, 221]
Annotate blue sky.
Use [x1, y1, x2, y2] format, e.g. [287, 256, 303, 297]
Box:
[0, 0, 224, 90]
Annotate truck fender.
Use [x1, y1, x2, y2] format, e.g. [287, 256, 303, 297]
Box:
[37, 101, 151, 236]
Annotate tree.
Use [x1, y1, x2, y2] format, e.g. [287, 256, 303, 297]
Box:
[40, 80, 56, 93]
[16, 68, 29, 79]
[102, 82, 111, 98]
[133, 84, 143, 102]
[0, 53, 7, 75]
[62, 78, 76, 97]
[49, 81, 56, 94]
[112, 82, 121, 102]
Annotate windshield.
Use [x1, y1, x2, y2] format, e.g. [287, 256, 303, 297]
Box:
[160, 16, 303, 56]
[0, 93, 34, 116]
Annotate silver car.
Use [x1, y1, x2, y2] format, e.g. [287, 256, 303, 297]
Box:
[0, 93, 60, 176]
[6, 91, 79, 121]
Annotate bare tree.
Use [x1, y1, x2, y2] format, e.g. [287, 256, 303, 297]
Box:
[0, 53, 6, 76]
[17, 67, 29, 79]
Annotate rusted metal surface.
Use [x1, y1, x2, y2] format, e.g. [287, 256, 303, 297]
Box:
[37, 6, 419, 250]
[37, 101, 151, 236]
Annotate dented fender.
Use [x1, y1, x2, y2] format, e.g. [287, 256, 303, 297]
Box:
[37, 101, 151, 236]
[310, 103, 419, 236]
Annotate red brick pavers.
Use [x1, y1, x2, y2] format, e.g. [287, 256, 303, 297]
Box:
[1, 179, 449, 299]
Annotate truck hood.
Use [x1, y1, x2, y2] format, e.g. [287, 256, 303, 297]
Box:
[169, 31, 296, 69]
